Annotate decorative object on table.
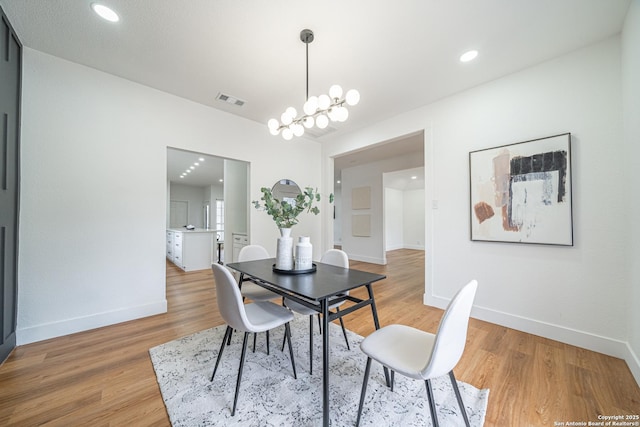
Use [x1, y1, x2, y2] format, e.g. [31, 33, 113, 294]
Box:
[294, 236, 313, 270]
[276, 227, 294, 270]
[267, 29, 360, 140]
[149, 315, 489, 427]
[253, 179, 332, 271]
[469, 133, 573, 245]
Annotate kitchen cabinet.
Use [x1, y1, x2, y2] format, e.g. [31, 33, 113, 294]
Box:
[232, 233, 248, 263]
[166, 228, 217, 271]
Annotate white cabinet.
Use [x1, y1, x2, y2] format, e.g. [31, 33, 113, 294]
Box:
[166, 231, 174, 260]
[166, 229, 215, 271]
[232, 233, 248, 263]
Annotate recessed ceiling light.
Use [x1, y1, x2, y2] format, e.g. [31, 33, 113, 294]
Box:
[199, 157, 205, 162]
[219, 179, 224, 183]
[91, 3, 119, 22]
[460, 50, 478, 63]
[411, 176, 417, 180]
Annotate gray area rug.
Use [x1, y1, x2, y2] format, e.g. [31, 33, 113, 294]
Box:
[149, 315, 489, 426]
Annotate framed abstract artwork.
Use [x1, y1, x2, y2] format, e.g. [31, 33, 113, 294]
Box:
[469, 133, 573, 245]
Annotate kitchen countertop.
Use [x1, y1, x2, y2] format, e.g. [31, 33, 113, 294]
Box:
[167, 228, 221, 233]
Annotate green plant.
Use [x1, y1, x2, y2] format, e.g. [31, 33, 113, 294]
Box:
[253, 186, 333, 229]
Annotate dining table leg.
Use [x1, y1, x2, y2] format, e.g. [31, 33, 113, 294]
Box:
[321, 298, 330, 427]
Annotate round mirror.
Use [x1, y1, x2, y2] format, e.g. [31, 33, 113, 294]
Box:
[272, 179, 301, 206]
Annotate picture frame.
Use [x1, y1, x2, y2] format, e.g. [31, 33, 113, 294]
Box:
[469, 133, 573, 246]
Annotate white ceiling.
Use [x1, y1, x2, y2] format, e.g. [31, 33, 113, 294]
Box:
[167, 148, 225, 188]
[1, 0, 630, 139]
[1, 0, 630, 187]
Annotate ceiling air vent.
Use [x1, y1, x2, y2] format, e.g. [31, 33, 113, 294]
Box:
[216, 92, 245, 107]
[304, 125, 338, 139]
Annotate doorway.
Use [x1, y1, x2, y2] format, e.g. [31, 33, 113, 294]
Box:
[332, 131, 425, 264]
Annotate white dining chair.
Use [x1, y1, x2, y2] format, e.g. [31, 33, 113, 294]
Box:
[233, 245, 281, 353]
[355, 280, 478, 427]
[283, 249, 351, 374]
[237, 245, 279, 302]
[210, 263, 297, 416]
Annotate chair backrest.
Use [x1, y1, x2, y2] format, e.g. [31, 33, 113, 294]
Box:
[238, 245, 270, 262]
[320, 249, 349, 268]
[421, 280, 478, 379]
[211, 263, 253, 332]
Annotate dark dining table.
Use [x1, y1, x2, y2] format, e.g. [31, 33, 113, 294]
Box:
[226, 257, 387, 427]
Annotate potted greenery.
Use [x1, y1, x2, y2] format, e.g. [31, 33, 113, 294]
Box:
[253, 185, 333, 270]
[252, 186, 333, 230]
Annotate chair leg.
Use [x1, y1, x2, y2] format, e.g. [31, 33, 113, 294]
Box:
[308, 314, 314, 374]
[231, 332, 250, 416]
[253, 333, 257, 353]
[317, 313, 322, 333]
[266, 330, 270, 355]
[449, 370, 471, 427]
[211, 326, 232, 381]
[390, 370, 395, 392]
[284, 323, 298, 379]
[425, 379, 439, 427]
[356, 357, 372, 427]
[336, 307, 350, 350]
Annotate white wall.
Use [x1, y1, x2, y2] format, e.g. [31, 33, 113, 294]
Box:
[323, 37, 637, 377]
[403, 189, 425, 250]
[18, 48, 323, 344]
[622, 0, 640, 384]
[223, 158, 249, 262]
[170, 183, 208, 227]
[341, 153, 424, 264]
[384, 188, 403, 251]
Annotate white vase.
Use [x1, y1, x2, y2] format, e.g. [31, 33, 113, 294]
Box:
[275, 228, 293, 270]
[295, 236, 313, 270]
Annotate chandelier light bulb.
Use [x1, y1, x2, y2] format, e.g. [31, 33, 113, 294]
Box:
[281, 111, 293, 125]
[346, 89, 360, 106]
[303, 116, 315, 128]
[292, 123, 305, 137]
[303, 96, 318, 115]
[282, 127, 293, 140]
[327, 108, 338, 122]
[269, 127, 281, 136]
[268, 118, 279, 130]
[285, 106, 297, 118]
[336, 106, 349, 122]
[329, 84, 343, 99]
[318, 94, 331, 110]
[316, 114, 329, 129]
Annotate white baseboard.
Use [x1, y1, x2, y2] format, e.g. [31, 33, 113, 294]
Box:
[424, 293, 640, 387]
[403, 244, 425, 250]
[349, 253, 386, 265]
[16, 299, 168, 345]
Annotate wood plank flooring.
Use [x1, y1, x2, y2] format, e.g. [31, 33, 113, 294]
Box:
[0, 249, 638, 426]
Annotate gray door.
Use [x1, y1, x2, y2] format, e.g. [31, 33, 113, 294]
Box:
[0, 7, 22, 364]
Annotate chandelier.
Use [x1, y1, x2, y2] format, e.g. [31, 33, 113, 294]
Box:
[268, 29, 360, 140]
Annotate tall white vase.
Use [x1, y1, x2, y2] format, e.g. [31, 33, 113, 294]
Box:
[275, 228, 293, 270]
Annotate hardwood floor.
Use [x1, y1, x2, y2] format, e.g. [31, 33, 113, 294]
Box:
[0, 249, 638, 426]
